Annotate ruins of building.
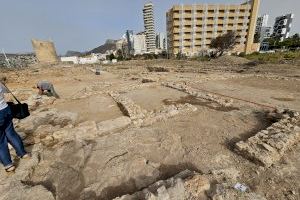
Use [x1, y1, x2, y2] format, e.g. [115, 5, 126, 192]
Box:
[31, 39, 59, 63]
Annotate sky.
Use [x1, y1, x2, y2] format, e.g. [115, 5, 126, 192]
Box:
[0, 0, 299, 54]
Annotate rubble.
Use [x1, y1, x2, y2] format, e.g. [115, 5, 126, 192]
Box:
[235, 109, 300, 167]
[114, 169, 267, 200]
[0, 54, 37, 68]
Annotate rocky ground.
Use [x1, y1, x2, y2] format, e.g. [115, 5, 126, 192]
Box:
[0, 56, 299, 200]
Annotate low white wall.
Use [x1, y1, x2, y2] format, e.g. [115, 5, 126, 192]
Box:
[79, 56, 99, 64]
[60, 56, 79, 64]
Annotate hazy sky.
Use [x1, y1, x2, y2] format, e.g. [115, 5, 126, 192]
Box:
[0, 0, 298, 54]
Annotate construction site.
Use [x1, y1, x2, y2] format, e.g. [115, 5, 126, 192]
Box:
[0, 52, 299, 200]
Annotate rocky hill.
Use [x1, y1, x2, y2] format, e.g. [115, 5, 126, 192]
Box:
[89, 39, 117, 54]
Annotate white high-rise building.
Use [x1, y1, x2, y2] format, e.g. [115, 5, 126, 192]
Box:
[256, 14, 269, 33]
[255, 14, 271, 43]
[273, 13, 294, 41]
[143, 2, 156, 53]
[156, 32, 167, 50]
[133, 32, 147, 55]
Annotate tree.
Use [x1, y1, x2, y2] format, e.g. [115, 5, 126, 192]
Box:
[292, 33, 300, 40]
[254, 32, 261, 43]
[210, 31, 238, 58]
[109, 53, 115, 61]
[116, 49, 124, 61]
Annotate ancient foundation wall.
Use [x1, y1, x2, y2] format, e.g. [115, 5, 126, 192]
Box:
[31, 39, 58, 63]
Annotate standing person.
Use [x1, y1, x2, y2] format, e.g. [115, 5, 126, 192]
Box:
[0, 76, 29, 173]
[37, 80, 60, 98]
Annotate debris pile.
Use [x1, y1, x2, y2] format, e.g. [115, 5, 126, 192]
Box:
[115, 169, 267, 200]
[0, 54, 37, 68]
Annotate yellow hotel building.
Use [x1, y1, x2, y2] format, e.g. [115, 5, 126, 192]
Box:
[166, 0, 260, 56]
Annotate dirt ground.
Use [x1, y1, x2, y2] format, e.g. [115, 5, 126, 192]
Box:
[1, 57, 300, 199]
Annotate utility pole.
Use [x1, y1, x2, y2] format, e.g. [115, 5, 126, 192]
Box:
[2, 49, 11, 68]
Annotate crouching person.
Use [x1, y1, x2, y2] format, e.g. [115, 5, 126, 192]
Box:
[0, 76, 29, 173]
[37, 80, 60, 98]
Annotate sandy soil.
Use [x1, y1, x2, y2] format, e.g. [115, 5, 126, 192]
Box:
[2, 58, 300, 199]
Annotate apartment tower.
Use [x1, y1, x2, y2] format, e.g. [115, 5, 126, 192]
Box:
[256, 14, 269, 33]
[255, 14, 272, 43]
[143, 2, 156, 53]
[166, 0, 260, 56]
[272, 13, 294, 41]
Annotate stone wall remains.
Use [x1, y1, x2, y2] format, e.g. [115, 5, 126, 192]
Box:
[31, 39, 58, 63]
[235, 109, 300, 167]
